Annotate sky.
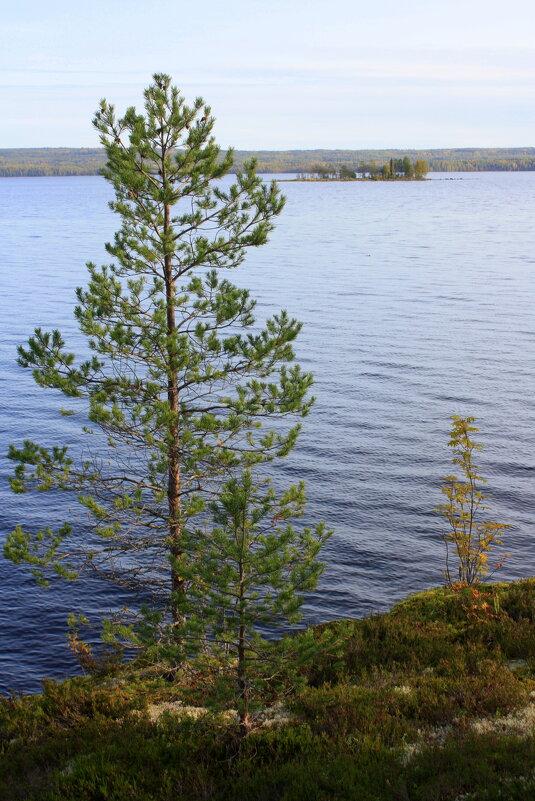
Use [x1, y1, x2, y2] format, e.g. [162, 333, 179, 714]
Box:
[1, 0, 534, 150]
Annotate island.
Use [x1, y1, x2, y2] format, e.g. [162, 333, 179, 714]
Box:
[295, 157, 429, 181]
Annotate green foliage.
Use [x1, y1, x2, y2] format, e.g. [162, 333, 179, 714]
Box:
[4, 522, 75, 586]
[435, 416, 510, 586]
[402, 156, 414, 177]
[171, 470, 331, 729]
[360, 156, 427, 180]
[297, 581, 535, 687]
[5, 74, 314, 631]
[303, 163, 357, 180]
[302, 156, 427, 181]
[338, 163, 356, 179]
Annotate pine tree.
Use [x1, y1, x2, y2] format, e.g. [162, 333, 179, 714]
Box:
[5, 74, 314, 629]
[176, 470, 332, 734]
[402, 156, 414, 179]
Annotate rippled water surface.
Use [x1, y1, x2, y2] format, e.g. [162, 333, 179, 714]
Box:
[1, 172, 535, 693]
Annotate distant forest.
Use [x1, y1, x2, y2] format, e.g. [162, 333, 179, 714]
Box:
[1, 147, 534, 177]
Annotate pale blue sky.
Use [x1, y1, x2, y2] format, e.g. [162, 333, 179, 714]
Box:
[1, 0, 534, 149]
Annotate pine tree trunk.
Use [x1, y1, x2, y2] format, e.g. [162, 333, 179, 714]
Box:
[238, 621, 249, 737]
[162, 187, 183, 622]
[237, 527, 249, 736]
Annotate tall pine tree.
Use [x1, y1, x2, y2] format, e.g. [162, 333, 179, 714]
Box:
[5, 74, 314, 628]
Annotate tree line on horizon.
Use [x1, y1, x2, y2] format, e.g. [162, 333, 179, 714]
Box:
[1, 146, 535, 177]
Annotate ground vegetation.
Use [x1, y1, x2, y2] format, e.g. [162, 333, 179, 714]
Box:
[3, 580, 535, 800]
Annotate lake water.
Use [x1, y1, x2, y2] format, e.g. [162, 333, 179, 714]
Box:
[1, 172, 535, 694]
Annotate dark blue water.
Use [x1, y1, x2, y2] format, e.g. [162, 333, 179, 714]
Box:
[1, 172, 535, 694]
